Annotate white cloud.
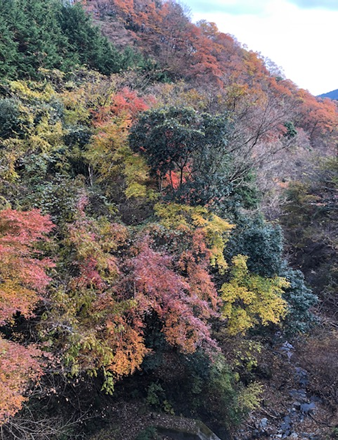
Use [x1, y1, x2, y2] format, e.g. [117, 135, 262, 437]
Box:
[184, 0, 338, 14]
[183, 0, 270, 14]
[289, 0, 338, 10]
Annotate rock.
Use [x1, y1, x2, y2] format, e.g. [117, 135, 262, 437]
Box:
[300, 402, 316, 413]
[289, 434, 298, 439]
[310, 395, 322, 403]
[280, 415, 292, 437]
[259, 418, 268, 429]
[289, 389, 307, 401]
[295, 368, 309, 387]
[293, 401, 301, 411]
[281, 415, 291, 429]
[280, 342, 294, 360]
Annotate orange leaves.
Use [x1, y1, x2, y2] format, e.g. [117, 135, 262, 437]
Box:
[0, 209, 54, 324]
[54, 199, 223, 380]
[0, 339, 42, 423]
[93, 88, 150, 127]
[87, 88, 156, 200]
[84, 0, 337, 158]
[49, 206, 149, 381]
[0, 209, 53, 424]
[112, 0, 134, 16]
[295, 89, 338, 146]
[105, 315, 148, 377]
[111, 88, 150, 119]
[179, 229, 219, 311]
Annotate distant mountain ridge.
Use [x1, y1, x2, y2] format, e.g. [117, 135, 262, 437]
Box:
[318, 89, 338, 100]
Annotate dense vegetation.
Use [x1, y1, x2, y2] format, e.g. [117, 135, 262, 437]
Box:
[0, 0, 143, 78]
[0, 0, 337, 439]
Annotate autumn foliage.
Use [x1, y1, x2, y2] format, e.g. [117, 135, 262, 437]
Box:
[0, 0, 336, 435]
[0, 209, 54, 324]
[0, 209, 54, 424]
[0, 340, 42, 423]
[130, 237, 218, 354]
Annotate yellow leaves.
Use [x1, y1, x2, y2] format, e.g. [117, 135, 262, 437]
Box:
[154, 203, 233, 271]
[204, 214, 233, 272]
[220, 255, 289, 335]
[97, 218, 128, 252]
[123, 146, 159, 200]
[49, 211, 153, 381]
[155, 203, 194, 231]
[9, 80, 56, 102]
[61, 72, 115, 125]
[237, 381, 262, 411]
[86, 115, 129, 177]
[87, 105, 157, 200]
[0, 140, 23, 182]
[0, 79, 68, 181]
[0, 280, 39, 325]
[66, 214, 128, 285]
[224, 83, 249, 109]
[29, 135, 51, 153]
[49, 288, 79, 319]
[54, 290, 148, 381]
[125, 182, 147, 199]
[63, 100, 91, 125]
[35, 118, 64, 149]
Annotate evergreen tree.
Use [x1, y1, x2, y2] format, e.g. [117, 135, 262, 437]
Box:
[2, 0, 70, 78]
[0, 0, 138, 79]
[58, 2, 123, 75]
[0, 17, 18, 78]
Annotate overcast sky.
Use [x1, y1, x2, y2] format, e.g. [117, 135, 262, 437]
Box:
[182, 0, 338, 96]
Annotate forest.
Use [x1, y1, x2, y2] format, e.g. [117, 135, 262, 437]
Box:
[0, 0, 337, 439]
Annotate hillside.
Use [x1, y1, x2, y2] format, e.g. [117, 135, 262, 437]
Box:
[318, 88, 338, 100]
[0, 1, 337, 439]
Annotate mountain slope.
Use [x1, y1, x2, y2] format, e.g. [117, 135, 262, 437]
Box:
[0, 1, 337, 439]
[318, 88, 338, 100]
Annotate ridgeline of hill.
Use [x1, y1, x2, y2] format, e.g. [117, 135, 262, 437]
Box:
[0, 1, 337, 439]
[318, 88, 338, 100]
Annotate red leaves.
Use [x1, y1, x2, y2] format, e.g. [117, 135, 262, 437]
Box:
[0, 209, 53, 245]
[0, 339, 42, 423]
[0, 209, 54, 324]
[130, 237, 219, 353]
[111, 88, 150, 119]
[93, 88, 151, 127]
[50, 208, 149, 379]
[295, 90, 338, 146]
[0, 209, 54, 424]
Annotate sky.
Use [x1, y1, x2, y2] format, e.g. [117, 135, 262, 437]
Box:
[182, 0, 338, 96]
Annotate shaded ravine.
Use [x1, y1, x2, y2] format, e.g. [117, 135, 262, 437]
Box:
[236, 341, 324, 440]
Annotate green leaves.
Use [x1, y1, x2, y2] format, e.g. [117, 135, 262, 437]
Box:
[129, 106, 256, 210]
[0, 0, 136, 80]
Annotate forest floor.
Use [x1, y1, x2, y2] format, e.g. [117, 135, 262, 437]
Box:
[235, 338, 338, 440]
[87, 333, 338, 440]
